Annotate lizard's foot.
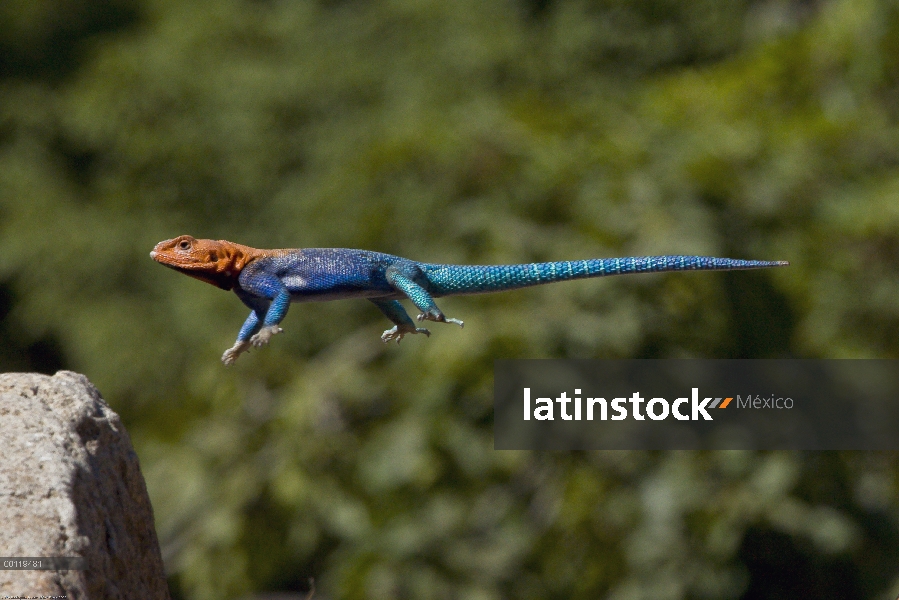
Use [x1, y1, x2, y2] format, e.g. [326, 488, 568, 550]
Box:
[381, 324, 431, 344]
[416, 312, 464, 328]
[222, 340, 251, 365]
[250, 325, 283, 348]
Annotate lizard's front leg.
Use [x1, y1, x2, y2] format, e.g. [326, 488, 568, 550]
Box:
[222, 310, 262, 365]
[227, 272, 292, 362]
[249, 287, 290, 348]
[370, 299, 431, 343]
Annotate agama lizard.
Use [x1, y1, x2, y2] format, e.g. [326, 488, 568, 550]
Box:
[150, 235, 788, 364]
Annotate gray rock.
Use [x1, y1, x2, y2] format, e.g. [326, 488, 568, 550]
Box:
[0, 371, 170, 599]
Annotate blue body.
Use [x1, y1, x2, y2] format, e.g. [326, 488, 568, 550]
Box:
[229, 248, 787, 347]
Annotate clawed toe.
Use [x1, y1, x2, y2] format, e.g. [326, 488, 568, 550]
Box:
[222, 349, 241, 365]
[381, 326, 431, 344]
[250, 325, 283, 348]
[416, 313, 464, 328]
[221, 340, 251, 365]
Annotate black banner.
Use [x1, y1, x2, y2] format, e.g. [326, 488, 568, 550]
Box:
[494, 360, 899, 450]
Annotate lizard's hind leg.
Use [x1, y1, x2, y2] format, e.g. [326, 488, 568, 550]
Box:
[386, 270, 464, 329]
[370, 299, 431, 343]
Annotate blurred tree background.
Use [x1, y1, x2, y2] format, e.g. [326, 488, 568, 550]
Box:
[2, 0, 899, 597]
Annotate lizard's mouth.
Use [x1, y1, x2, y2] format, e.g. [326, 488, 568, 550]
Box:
[158, 262, 235, 291]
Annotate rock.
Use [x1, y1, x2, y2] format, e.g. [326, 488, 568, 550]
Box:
[0, 371, 170, 599]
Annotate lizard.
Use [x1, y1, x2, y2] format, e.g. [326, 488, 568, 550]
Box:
[150, 235, 788, 364]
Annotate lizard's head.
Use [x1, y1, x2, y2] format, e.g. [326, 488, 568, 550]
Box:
[150, 235, 261, 290]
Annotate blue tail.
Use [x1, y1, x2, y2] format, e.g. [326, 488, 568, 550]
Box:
[422, 256, 789, 297]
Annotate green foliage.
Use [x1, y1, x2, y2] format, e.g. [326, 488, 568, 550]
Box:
[2, 0, 899, 598]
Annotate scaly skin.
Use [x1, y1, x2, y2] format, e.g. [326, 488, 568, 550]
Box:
[150, 235, 789, 364]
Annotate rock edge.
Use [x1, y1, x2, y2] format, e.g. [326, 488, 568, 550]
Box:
[0, 371, 170, 599]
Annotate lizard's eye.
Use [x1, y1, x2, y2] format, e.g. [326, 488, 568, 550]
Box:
[178, 240, 191, 250]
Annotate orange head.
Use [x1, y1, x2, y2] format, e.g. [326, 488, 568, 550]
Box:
[150, 235, 264, 290]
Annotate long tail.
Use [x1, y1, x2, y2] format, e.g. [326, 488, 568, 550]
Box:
[422, 256, 789, 296]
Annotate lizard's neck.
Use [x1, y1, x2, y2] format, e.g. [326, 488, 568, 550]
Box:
[199, 240, 264, 290]
[184, 240, 266, 290]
